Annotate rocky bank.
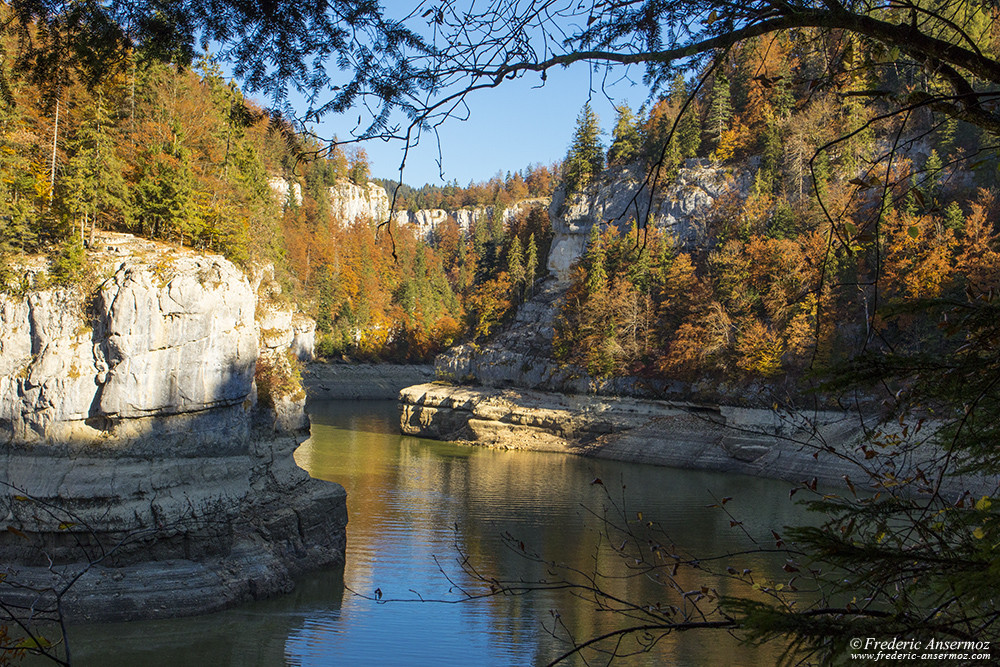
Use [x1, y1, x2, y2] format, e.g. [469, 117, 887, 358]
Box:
[0, 234, 346, 622]
[399, 384, 988, 496]
[303, 363, 434, 401]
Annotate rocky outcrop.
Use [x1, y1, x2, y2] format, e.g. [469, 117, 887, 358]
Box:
[547, 159, 754, 281]
[328, 179, 392, 224]
[271, 176, 549, 241]
[399, 383, 984, 495]
[268, 177, 303, 208]
[0, 239, 346, 622]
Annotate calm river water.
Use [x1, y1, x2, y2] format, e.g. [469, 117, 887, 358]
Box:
[66, 399, 807, 666]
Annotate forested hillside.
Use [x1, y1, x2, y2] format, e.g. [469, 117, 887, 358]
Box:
[553, 35, 1000, 388]
[0, 51, 553, 362]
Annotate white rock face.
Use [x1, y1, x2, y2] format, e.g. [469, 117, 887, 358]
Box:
[391, 198, 549, 241]
[291, 313, 316, 361]
[547, 159, 755, 281]
[328, 179, 392, 224]
[98, 256, 257, 420]
[0, 244, 344, 623]
[0, 250, 319, 443]
[267, 177, 303, 207]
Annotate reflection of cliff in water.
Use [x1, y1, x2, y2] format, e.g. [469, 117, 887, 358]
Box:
[67, 568, 347, 666]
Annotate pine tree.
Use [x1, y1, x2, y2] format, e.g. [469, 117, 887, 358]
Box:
[944, 201, 965, 231]
[0, 102, 39, 266]
[671, 74, 702, 160]
[584, 224, 607, 297]
[524, 233, 538, 299]
[923, 149, 943, 200]
[507, 235, 525, 294]
[61, 93, 128, 244]
[607, 104, 641, 166]
[564, 103, 604, 192]
[705, 71, 732, 150]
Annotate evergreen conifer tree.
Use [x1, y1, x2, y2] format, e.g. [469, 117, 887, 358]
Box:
[507, 235, 525, 295]
[564, 103, 604, 192]
[607, 104, 640, 166]
[671, 74, 702, 159]
[524, 233, 538, 299]
[705, 71, 732, 150]
[584, 224, 607, 297]
[62, 94, 128, 244]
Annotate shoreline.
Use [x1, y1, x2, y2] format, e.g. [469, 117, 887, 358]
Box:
[398, 382, 990, 497]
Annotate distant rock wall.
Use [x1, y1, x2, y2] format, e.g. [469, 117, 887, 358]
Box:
[391, 198, 549, 241]
[328, 179, 393, 224]
[269, 175, 548, 241]
[303, 363, 434, 400]
[547, 159, 754, 281]
[0, 238, 346, 622]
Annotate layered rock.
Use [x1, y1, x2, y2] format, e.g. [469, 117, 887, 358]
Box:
[328, 179, 392, 224]
[400, 384, 984, 495]
[0, 241, 346, 622]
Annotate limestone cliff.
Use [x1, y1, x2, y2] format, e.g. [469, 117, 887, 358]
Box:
[328, 179, 392, 224]
[548, 159, 754, 281]
[391, 197, 549, 241]
[270, 175, 548, 241]
[0, 234, 346, 622]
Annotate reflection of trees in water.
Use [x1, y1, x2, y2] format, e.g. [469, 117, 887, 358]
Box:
[446, 461, 796, 665]
[307, 405, 798, 664]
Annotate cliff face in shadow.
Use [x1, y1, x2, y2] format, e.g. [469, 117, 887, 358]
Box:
[0, 234, 346, 622]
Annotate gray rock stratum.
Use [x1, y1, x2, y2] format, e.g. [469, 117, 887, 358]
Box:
[0, 237, 346, 622]
[269, 175, 549, 242]
[399, 384, 986, 496]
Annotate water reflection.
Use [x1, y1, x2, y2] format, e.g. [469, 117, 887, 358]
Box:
[65, 399, 805, 666]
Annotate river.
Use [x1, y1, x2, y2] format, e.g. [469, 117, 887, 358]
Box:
[66, 399, 808, 665]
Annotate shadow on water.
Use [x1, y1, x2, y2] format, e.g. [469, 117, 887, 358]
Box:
[61, 569, 346, 666]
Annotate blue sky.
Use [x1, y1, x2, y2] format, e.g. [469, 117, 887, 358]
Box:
[309, 64, 650, 187]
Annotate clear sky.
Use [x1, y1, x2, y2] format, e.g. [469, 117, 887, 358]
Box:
[308, 64, 651, 187]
